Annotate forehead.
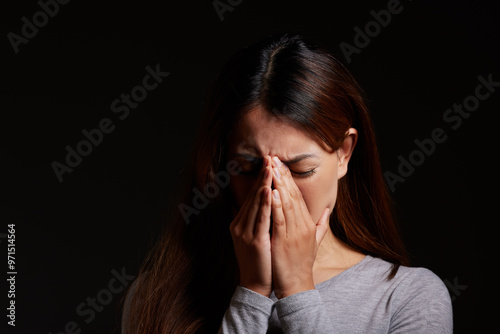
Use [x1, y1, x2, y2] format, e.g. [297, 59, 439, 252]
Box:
[228, 106, 322, 156]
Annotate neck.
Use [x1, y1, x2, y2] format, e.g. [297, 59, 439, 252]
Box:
[313, 227, 365, 271]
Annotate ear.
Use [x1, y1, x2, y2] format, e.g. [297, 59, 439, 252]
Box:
[337, 128, 358, 179]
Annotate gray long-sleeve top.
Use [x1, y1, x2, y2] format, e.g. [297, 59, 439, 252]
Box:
[218, 255, 453, 333]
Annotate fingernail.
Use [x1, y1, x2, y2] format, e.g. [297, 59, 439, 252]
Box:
[272, 156, 282, 167]
[273, 167, 281, 179]
[273, 189, 280, 200]
[264, 168, 269, 178]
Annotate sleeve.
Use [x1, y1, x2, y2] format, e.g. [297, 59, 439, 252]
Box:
[218, 285, 275, 334]
[273, 289, 335, 334]
[389, 268, 453, 334]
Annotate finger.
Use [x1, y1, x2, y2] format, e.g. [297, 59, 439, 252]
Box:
[274, 157, 315, 232]
[271, 157, 301, 231]
[262, 156, 273, 189]
[247, 155, 271, 201]
[254, 186, 272, 236]
[271, 189, 286, 239]
[271, 156, 301, 192]
[244, 166, 271, 235]
[231, 157, 268, 233]
[247, 156, 272, 217]
[315, 207, 330, 246]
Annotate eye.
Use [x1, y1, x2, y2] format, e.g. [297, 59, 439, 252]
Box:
[237, 159, 317, 179]
[290, 169, 316, 178]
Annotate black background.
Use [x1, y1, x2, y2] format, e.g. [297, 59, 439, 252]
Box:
[1, 0, 498, 333]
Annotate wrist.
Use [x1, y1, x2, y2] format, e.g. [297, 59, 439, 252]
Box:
[240, 283, 272, 297]
[275, 281, 315, 299]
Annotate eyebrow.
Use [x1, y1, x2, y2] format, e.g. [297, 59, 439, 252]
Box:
[233, 153, 319, 165]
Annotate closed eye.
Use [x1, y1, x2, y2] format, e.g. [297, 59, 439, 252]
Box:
[291, 169, 316, 178]
[233, 153, 319, 179]
[240, 168, 316, 178]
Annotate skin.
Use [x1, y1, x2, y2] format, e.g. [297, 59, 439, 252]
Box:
[228, 105, 366, 299]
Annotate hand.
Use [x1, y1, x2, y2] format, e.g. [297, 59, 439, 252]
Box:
[270, 156, 330, 299]
[229, 156, 273, 297]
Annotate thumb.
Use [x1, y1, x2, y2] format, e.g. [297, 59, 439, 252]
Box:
[315, 207, 330, 245]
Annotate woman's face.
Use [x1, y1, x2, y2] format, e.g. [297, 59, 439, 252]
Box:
[227, 106, 354, 225]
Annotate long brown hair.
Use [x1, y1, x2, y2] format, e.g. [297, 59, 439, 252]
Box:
[122, 33, 408, 333]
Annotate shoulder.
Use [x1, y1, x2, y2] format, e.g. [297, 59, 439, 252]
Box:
[358, 256, 449, 291]
[394, 266, 451, 307]
[360, 257, 451, 306]
[321, 256, 451, 306]
[393, 264, 449, 296]
[379, 260, 453, 333]
[317, 256, 453, 332]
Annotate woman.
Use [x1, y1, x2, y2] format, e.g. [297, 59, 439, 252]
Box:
[122, 33, 453, 333]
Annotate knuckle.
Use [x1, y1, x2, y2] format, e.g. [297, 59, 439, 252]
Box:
[273, 217, 285, 226]
[252, 201, 259, 210]
[252, 194, 261, 208]
[288, 186, 302, 200]
[250, 238, 263, 248]
[283, 200, 294, 211]
[297, 229, 310, 241]
[260, 185, 269, 196]
[241, 232, 253, 244]
[273, 200, 282, 209]
[296, 189, 304, 200]
[304, 225, 314, 235]
[257, 185, 266, 196]
[229, 224, 240, 237]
